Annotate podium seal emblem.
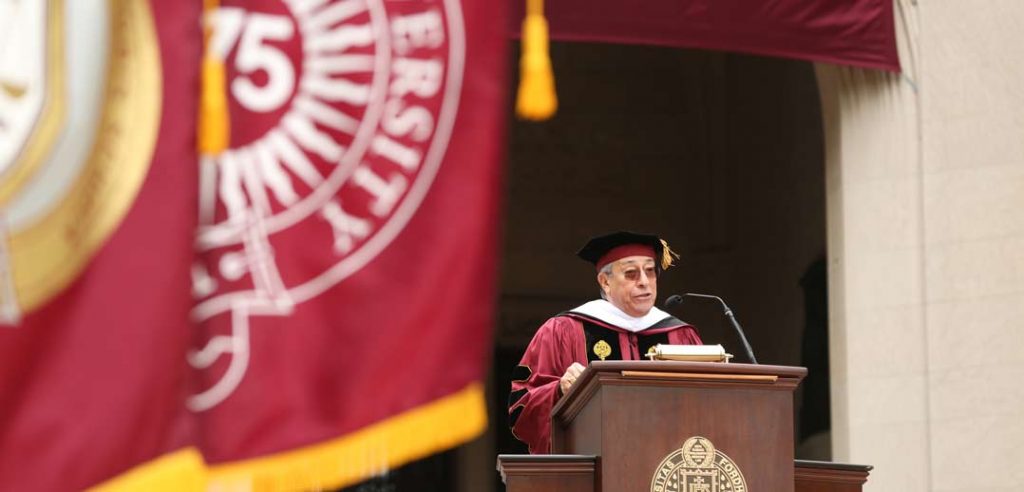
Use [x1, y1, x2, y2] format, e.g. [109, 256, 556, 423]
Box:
[650, 436, 748, 492]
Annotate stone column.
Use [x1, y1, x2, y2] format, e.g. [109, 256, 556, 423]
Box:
[820, 1, 1024, 490]
[816, 1, 929, 489]
[918, 1, 1024, 490]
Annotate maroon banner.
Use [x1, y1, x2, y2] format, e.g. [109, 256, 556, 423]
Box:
[0, 0, 201, 489]
[512, 0, 900, 72]
[190, 0, 507, 487]
[0, 0, 505, 488]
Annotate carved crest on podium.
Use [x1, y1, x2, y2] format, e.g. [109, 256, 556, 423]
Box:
[650, 436, 748, 492]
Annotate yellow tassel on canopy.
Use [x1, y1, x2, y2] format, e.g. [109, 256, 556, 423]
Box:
[659, 239, 680, 270]
[198, 0, 229, 154]
[515, 0, 557, 121]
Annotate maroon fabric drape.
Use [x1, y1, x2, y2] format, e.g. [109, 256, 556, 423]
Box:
[512, 0, 900, 72]
[192, 0, 508, 482]
[0, 1, 200, 489]
[0, 0, 507, 488]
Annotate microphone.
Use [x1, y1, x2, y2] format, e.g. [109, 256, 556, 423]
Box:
[663, 293, 758, 364]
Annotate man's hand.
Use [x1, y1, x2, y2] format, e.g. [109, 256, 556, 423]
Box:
[559, 362, 586, 396]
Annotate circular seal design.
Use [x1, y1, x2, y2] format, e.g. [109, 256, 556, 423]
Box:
[0, 0, 161, 324]
[593, 340, 612, 360]
[188, 0, 466, 410]
[650, 436, 749, 492]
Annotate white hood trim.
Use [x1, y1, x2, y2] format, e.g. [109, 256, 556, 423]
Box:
[568, 299, 672, 333]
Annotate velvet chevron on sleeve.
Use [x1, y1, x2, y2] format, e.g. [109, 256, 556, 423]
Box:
[508, 316, 586, 454]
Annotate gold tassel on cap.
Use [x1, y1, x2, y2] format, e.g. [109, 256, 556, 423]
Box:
[198, 0, 230, 154]
[660, 239, 680, 270]
[515, 0, 557, 121]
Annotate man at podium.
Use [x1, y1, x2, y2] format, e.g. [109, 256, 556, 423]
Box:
[508, 231, 703, 453]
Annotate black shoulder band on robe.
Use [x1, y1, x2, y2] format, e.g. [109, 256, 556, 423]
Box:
[572, 317, 672, 362]
[558, 311, 687, 332]
[578, 320, 624, 362]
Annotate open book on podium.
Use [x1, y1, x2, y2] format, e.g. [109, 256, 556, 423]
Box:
[645, 343, 733, 362]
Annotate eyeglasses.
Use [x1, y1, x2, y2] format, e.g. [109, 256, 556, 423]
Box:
[620, 265, 658, 282]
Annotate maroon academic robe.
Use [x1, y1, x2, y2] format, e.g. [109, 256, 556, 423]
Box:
[508, 307, 702, 453]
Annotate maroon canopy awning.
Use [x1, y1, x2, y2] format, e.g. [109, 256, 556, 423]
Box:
[511, 0, 900, 72]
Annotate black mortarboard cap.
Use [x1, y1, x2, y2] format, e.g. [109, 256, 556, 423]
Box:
[576, 231, 678, 271]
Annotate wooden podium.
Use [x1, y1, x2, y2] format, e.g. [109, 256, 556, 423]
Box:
[498, 361, 871, 492]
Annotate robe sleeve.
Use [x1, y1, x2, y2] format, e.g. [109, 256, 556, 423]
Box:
[508, 316, 584, 454]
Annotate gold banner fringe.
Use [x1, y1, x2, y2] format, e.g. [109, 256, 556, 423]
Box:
[89, 448, 207, 492]
[92, 382, 486, 491]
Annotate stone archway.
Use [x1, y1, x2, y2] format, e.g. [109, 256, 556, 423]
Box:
[487, 41, 829, 491]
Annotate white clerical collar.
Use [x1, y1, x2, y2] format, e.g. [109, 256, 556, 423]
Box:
[569, 299, 672, 333]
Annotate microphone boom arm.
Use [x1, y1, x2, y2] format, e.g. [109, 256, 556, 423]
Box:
[682, 293, 758, 364]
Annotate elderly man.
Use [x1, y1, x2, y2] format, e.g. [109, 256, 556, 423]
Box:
[508, 231, 702, 454]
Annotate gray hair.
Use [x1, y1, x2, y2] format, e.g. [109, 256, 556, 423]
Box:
[598, 263, 613, 299]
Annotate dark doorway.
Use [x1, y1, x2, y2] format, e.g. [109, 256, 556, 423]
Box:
[491, 40, 830, 489]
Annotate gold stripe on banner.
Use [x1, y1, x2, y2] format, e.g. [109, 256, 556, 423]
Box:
[89, 448, 207, 492]
[87, 384, 485, 490]
[208, 382, 487, 491]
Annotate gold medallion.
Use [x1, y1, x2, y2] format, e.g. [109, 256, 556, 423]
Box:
[593, 339, 612, 360]
[650, 436, 748, 492]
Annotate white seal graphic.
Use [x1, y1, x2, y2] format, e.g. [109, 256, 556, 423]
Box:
[188, 0, 465, 411]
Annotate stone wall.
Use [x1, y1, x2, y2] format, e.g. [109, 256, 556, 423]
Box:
[819, 1, 1024, 490]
